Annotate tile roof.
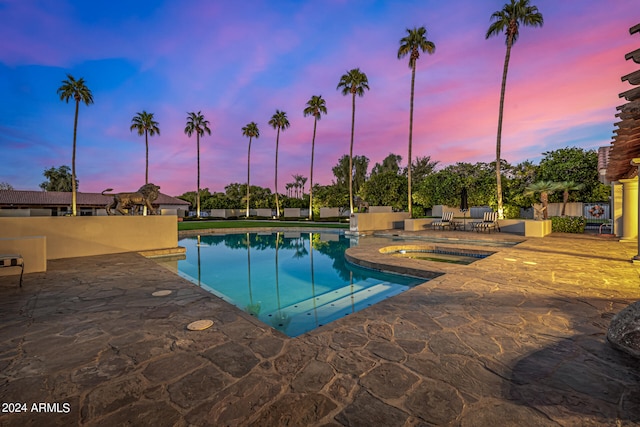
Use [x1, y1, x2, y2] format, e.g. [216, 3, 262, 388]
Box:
[0, 190, 190, 207]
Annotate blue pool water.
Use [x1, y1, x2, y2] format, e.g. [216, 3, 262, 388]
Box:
[176, 232, 424, 337]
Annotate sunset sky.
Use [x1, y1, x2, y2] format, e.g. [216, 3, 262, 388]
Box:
[1, 0, 639, 196]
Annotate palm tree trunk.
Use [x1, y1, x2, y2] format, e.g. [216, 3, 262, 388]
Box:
[275, 128, 280, 218]
[349, 92, 356, 215]
[408, 63, 416, 217]
[144, 130, 150, 216]
[145, 130, 149, 184]
[247, 137, 252, 218]
[309, 118, 317, 220]
[71, 100, 79, 216]
[495, 38, 513, 220]
[562, 190, 568, 216]
[196, 133, 201, 219]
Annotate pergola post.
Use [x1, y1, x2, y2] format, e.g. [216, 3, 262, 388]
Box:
[632, 158, 640, 263]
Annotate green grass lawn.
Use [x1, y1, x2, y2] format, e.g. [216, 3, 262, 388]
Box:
[178, 220, 349, 231]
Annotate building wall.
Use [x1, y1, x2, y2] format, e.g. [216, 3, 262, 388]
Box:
[0, 216, 178, 260]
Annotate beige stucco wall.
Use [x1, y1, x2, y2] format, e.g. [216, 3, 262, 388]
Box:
[404, 218, 436, 231]
[350, 212, 410, 232]
[524, 219, 552, 237]
[0, 216, 177, 260]
[283, 208, 301, 218]
[0, 236, 47, 275]
[320, 207, 339, 218]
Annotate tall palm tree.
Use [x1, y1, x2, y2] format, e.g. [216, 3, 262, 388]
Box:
[337, 68, 369, 214]
[242, 122, 260, 218]
[486, 0, 543, 219]
[130, 111, 160, 185]
[184, 111, 212, 219]
[57, 74, 93, 216]
[268, 110, 290, 218]
[304, 95, 328, 220]
[398, 26, 435, 217]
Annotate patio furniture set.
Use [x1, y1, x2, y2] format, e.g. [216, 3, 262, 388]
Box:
[432, 211, 500, 233]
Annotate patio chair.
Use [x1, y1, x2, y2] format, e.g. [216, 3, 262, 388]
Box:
[0, 254, 24, 287]
[432, 211, 454, 230]
[472, 211, 500, 233]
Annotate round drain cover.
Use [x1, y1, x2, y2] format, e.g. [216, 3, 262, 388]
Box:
[152, 290, 172, 297]
[187, 319, 213, 331]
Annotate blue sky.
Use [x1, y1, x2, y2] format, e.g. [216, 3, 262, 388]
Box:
[1, 0, 638, 196]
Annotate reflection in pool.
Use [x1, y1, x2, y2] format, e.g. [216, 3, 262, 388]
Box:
[174, 232, 425, 337]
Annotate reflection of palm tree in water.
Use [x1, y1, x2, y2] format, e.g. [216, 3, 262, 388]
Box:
[197, 235, 202, 286]
[309, 233, 319, 327]
[349, 271, 355, 313]
[290, 236, 308, 259]
[271, 232, 291, 332]
[244, 232, 261, 316]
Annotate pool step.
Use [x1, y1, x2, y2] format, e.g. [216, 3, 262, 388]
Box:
[262, 279, 408, 322]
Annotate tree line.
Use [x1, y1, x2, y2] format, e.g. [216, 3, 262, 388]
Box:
[34, 146, 606, 219]
[171, 147, 608, 219]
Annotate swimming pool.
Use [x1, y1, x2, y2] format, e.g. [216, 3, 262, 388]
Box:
[175, 232, 425, 337]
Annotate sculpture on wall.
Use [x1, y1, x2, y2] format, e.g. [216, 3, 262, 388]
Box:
[354, 196, 369, 213]
[102, 183, 160, 215]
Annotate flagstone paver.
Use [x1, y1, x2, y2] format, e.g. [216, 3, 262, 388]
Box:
[0, 230, 639, 426]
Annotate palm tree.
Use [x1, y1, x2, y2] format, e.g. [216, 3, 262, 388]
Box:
[303, 95, 328, 220]
[397, 26, 436, 217]
[337, 68, 370, 214]
[242, 122, 260, 218]
[524, 181, 557, 220]
[57, 74, 94, 216]
[556, 181, 584, 216]
[130, 111, 160, 185]
[292, 174, 305, 198]
[486, 0, 543, 219]
[184, 111, 212, 219]
[268, 110, 290, 218]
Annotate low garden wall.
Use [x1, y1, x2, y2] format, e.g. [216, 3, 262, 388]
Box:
[350, 212, 410, 233]
[283, 208, 301, 218]
[320, 207, 339, 218]
[0, 216, 178, 262]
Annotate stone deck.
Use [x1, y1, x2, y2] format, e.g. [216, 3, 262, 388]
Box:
[1, 231, 639, 426]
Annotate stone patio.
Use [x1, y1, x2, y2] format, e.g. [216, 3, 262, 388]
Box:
[1, 230, 639, 426]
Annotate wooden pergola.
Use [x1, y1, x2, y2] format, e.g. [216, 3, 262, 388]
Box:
[606, 23, 640, 182]
[606, 23, 640, 261]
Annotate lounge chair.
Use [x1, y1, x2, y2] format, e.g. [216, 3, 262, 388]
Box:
[472, 211, 500, 233]
[0, 254, 24, 287]
[432, 211, 454, 230]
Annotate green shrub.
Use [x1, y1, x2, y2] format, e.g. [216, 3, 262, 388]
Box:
[412, 206, 425, 218]
[551, 216, 585, 233]
[502, 204, 520, 219]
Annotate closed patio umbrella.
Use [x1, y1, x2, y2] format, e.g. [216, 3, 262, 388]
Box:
[460, 187, 469, 229]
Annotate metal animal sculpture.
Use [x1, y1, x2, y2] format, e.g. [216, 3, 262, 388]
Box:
[354, 196, 369, 213]
[102, 183, 160, 215]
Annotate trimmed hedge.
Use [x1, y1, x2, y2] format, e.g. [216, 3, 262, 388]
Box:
[551, 216, 586, 233]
